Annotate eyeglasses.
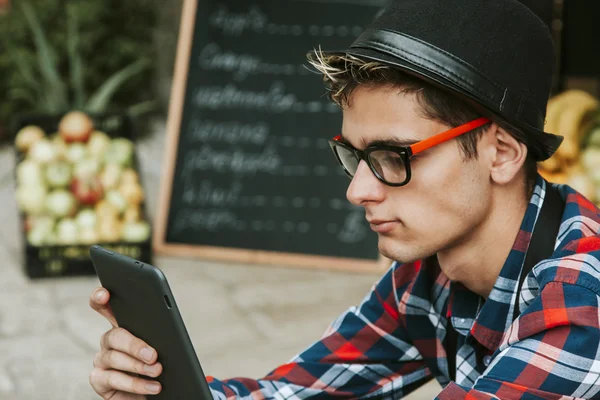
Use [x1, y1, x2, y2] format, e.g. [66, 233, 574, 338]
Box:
[329, 117, 491, 187]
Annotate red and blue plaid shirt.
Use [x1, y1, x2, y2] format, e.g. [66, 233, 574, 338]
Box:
[207, 175, 600, 399]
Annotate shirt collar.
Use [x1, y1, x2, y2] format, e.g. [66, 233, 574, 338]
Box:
[449, 174, 547, 351]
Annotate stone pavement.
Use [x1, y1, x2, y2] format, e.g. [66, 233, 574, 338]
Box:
[0, 120, 441, 399]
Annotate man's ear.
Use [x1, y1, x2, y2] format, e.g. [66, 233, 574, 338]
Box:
[485, 125, 528, 185]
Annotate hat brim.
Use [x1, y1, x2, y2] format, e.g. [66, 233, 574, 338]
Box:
[318, 47, 563, 161]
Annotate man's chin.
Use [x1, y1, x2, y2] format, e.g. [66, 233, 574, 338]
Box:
[378, 237, 430, 264]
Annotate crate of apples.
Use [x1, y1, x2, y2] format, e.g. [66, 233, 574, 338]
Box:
[13, 112, 152, 277]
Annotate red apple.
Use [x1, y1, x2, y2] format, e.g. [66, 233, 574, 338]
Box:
[71, 176, 104, 205]
[24, 216, 36, 233]
[59, 111, 94, 143]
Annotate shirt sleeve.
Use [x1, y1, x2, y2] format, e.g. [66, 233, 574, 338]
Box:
[436, 281, 600, 400]
[207, 262, 432, 399]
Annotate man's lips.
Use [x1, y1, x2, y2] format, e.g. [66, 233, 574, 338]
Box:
[368, 220, 398, 233]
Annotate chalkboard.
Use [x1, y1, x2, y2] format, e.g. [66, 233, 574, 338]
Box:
[154, 0, 392, 272]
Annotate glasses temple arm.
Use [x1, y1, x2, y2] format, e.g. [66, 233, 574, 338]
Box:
[409, 117, 491, 155]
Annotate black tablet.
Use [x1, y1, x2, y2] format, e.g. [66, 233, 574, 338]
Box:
[89, 245, 214, 399]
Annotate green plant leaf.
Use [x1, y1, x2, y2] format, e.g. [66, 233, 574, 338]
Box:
[41, 89, 61, 113]
[67, 4, 85, 108]
[127, 100, 158, 117]
[1, 36, 40, 97]
[18, 0, 67, 110]
[8, 88, 37, 106]
[85, 58, 150, 113]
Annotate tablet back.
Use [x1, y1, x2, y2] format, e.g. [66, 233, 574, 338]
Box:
[90, 245, 214, 399]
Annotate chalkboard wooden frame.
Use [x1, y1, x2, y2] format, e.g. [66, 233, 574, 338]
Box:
[153, 0, 391, 273]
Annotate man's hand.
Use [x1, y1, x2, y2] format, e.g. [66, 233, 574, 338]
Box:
[89, 287, 163, 399]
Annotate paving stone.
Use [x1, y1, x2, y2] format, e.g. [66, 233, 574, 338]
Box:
[198, 257, 380, 289]
[0, 146, 15, 184]
[135, 119, 167, 222]
[0, 322, 96, 400]
[53, 276, 101, 308]
[136, 119, 167, 179]
[232, 277, 375, 344]
[1, 357, 98, 400]
[201, 338, 311, 380]
[0, 243, 28, 290]
[231, 274, 375, 310]
[0, 181, 21, 254]
[60, 292, 112, 353]
[157, 261, 268, 357]
[154, 255, 225, 282]
[0, 286, 59, 338]
[408, 381, 443, 399]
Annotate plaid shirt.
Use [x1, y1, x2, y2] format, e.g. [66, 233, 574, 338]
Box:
[207, 175, 600, 399]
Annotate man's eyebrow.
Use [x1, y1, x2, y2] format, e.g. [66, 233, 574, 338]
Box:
[339, 134, 420, 148]
[368, 138, 420, 147]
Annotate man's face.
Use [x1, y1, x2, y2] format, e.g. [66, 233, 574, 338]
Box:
[341, 86, 493, 270]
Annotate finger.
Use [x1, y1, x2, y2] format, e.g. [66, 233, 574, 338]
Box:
[101, 328, 158, 364]
[94, 349, 163, 378]
[109, 394, 145, 400]
[90, 288, 118, 327]
[89, 367, 161, 396]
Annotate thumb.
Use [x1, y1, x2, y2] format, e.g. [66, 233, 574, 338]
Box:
[90, 288, 118, 328]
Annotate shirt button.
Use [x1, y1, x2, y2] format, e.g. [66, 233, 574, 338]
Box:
[483, 355, 492, 367]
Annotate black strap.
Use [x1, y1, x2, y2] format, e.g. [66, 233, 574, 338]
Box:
[445, 183, 564, 381]
[513, 184, 564, 321]
[446, 322, 457, 381]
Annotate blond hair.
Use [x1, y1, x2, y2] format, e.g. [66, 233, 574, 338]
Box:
[306, 48, 421, 108]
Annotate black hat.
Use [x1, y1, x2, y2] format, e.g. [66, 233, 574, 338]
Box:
[318, 0, 563, 161]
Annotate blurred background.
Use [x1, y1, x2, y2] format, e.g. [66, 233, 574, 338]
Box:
[0, 0, 599, 399]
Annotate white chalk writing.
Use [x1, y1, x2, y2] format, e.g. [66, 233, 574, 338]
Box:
[172, 209, 239, 234]
[194, 82, 293, 112]
[194, 82, 335, 113]
[182, 145, 282, 176]
[182, 179, 243, 207]
[199, 43, 302, 81]
[209, 4, 268, 36]
[208, 3, 368, 38]
[188, 118, 269, 145]
[199, 43, 262, 81]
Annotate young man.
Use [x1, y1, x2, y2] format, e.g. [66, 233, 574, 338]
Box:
[89, 0, 600, 398]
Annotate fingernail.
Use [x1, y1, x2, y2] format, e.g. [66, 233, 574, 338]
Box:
[145, 383, 161, 393]
[95, 291, 104, 301]
[140, 347, 154, 362]
[143, 363, 157, 375]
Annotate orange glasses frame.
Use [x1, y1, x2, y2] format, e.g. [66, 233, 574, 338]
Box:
[409, 117, 491, 156]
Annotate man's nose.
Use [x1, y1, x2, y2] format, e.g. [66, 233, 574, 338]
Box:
[346, 160, 386, 206]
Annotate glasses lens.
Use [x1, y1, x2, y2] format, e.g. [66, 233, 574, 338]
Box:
[368, 150, 407, 184]
[333, 145, 359, 176]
